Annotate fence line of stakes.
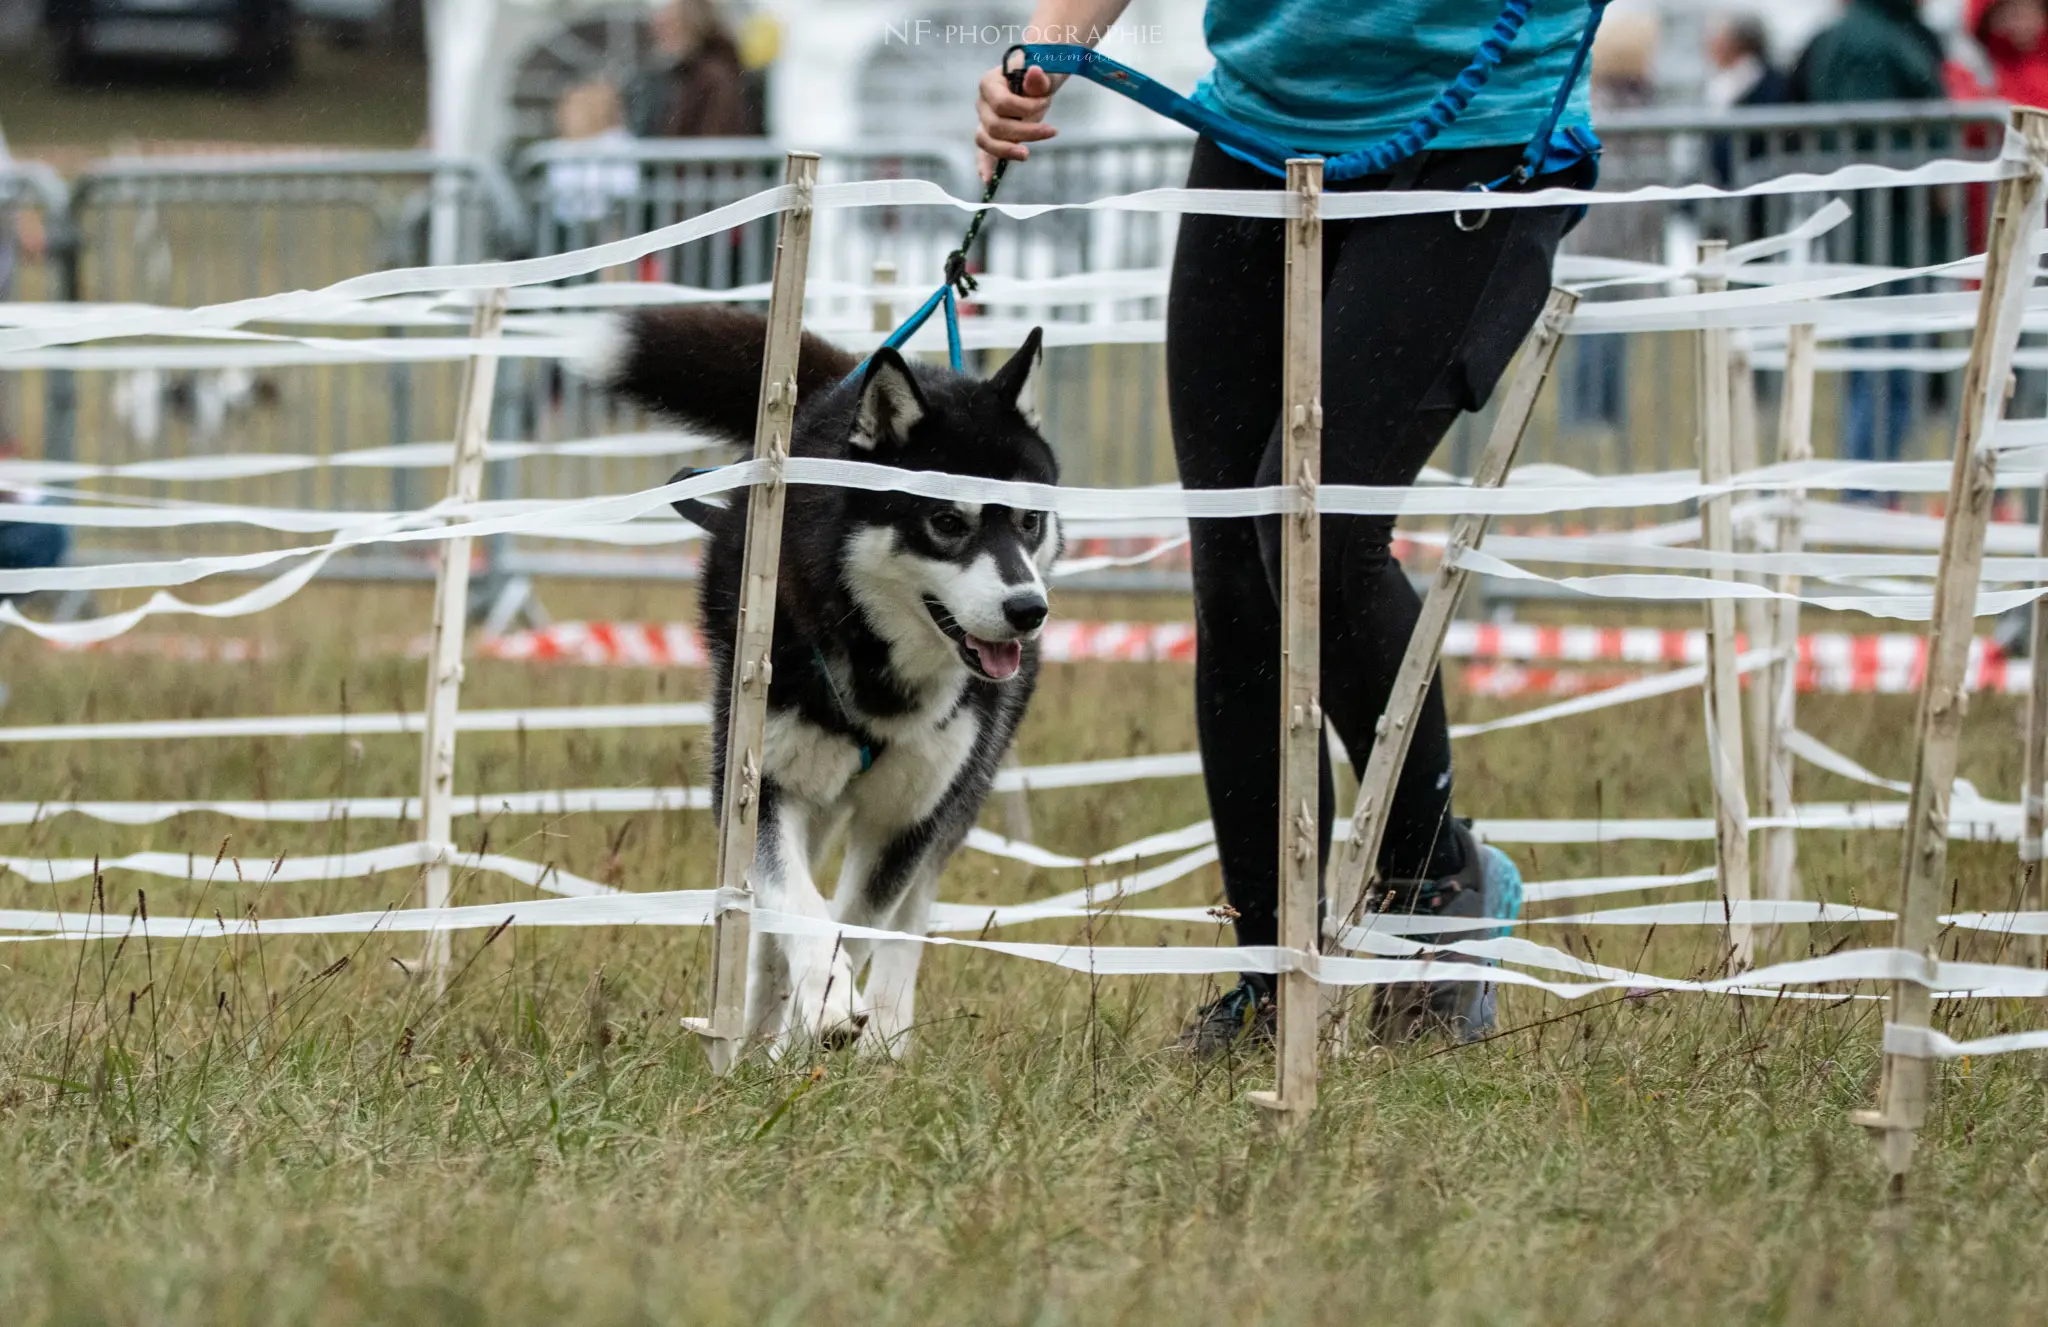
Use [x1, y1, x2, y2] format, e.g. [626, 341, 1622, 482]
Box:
[1854, 105, 2048, 1199]
[1765, 321, 1819, 910]
[33, 120, 2048, 1193]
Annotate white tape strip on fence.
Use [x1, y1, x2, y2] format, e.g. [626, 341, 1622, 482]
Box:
[1883, 1023, 2048, 1060]
[0, 840, 617, 899]
[1448, 545, 2048, 621]
[0, 432, 721, 487]
[0, 702, 708, 743]
[0, 786, 714, 826]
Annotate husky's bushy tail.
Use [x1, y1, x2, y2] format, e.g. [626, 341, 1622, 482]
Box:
[583, 307, 860, 528]
[589, 306, 858, 441]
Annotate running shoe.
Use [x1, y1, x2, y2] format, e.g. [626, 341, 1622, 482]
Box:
[1366, 820, 1523, 1043]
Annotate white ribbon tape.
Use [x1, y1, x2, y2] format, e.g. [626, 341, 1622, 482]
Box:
[1882, 1022, 2048, 1060]
[0, 840, 615, 898]
[0, 702, 707, 743]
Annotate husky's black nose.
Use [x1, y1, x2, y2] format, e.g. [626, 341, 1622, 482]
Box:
[1002, 593, 1048, 633]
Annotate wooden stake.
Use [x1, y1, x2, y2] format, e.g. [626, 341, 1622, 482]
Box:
[1733, 349, 1775, 825]
[1697, 241, 1754, 972]
[416, 288, 508, 993]
[1321, 288, 1579, 1041]
[1763, 324, 1818, 907]
[683, 151, 819, 1074]
[2022, 472, 2048, 968]
[1248, 159, 1322, 1128]
[1856, 108, 2048, 1194]
[869, 259, 896, 333]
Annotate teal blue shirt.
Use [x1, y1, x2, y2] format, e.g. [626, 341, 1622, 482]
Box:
[1191, 0, 1596, 154]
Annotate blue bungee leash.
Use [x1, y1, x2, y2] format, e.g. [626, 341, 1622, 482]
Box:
[1005, 0, 1609, 189]
[857, 1, 1610, 378]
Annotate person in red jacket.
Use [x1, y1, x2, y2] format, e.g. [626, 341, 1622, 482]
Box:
[1962, 0, 2048, 104]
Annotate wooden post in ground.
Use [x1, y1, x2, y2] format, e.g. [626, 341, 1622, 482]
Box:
[1733, 349, 1775, 824]
[1856, 109, 2048, 1196]
[1697, 241, 1755, 972]
[1248, 159, 1323, 1128]
[1763, 324, 1818, 906]
[1321, 288, 1579, 1041]
[683, 151, 819, 1074]
[2022, 475, 2048, 967]
[416, 288, 508, 993]
[869, 259, 896, 333]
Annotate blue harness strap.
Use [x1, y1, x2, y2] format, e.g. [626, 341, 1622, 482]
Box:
[1009, 0, 1608, 186]
[844, 280, 964, 388]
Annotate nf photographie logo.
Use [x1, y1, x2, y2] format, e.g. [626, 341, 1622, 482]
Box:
[882, 21, 1163, 46]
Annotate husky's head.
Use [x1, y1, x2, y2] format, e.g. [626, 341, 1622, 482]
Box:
[837, 331, 1060, 685]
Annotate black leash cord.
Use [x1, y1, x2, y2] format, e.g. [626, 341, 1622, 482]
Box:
[945, 59, 1032, 298]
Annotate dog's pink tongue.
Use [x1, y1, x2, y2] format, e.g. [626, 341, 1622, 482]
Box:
[967, 636, 1023, 680]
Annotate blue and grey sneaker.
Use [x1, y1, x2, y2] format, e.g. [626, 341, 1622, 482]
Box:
[1367, 820, 1523, 1044]
[1176, 973, 1276, 1057]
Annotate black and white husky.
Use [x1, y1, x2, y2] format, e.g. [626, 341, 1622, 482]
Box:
[593, 306, 1059, 1056]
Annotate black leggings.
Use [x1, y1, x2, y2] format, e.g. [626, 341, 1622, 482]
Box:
[1166, 138, 1581, 949]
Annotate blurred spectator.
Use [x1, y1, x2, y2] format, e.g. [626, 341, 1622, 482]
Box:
[1589, 9, 1658, 111]
[1794, 0, 1947, 494]
[1705, 13, 1791, 225]
[1706, 14, 1791, 109]
[627, 0, 756, 138]
[1959, 0, 2048, 104]
[1791, 0, 1946, 103]
[546, 81, 641, 226]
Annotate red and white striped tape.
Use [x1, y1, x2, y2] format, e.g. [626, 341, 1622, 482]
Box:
[1439, 622, 2020, 694]
[38, 620, 2037, 696]
[476, 619, 1200, 666]
[1465, 656, 2032, 699]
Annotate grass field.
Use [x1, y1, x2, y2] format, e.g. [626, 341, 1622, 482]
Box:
[2, 582, 2046, 1324]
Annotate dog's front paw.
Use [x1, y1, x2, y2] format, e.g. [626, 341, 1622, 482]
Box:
[856, 1019, 912, 1061]
[787, 947, 867, 1050]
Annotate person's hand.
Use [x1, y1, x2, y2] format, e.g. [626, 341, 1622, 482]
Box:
[976, 63, 1058, 182]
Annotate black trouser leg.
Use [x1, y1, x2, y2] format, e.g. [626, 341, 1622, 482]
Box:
[1165, 138, 1577, 952]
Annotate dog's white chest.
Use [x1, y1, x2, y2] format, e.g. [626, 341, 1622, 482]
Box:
[850, 703, 981, 831]
[762, 711, 868, 805]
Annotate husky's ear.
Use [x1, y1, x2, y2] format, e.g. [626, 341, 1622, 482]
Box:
[986, 327, 1044, 408]
[852, 349, 926, 451]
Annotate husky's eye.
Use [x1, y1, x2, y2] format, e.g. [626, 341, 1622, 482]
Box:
[1016, 510, 1044, 539]
[927, 510, 971, 540]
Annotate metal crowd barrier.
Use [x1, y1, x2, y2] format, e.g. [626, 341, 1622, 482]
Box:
[57, 153, 522, 560]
